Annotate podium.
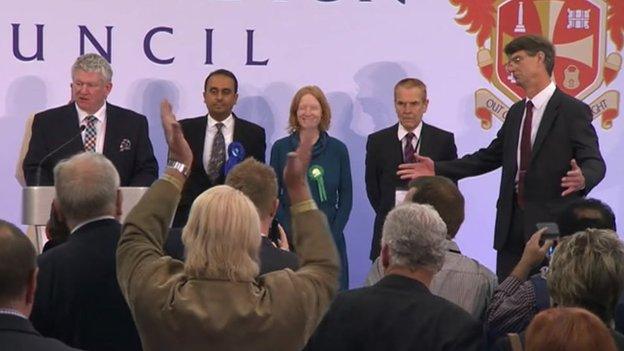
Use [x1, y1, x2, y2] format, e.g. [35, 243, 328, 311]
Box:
[22, 187, 149, 251]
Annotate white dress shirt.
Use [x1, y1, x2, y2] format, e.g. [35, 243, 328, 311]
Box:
[515, 81, 556, 182]
[202, 114, 235, 174]
[397, 122, 423, 156]
[76, 102, 107, 154]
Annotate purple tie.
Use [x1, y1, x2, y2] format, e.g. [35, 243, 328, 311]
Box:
[403, 132, 416, 163]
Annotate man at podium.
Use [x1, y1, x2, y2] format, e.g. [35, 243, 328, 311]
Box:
[22, 53, 158, 186]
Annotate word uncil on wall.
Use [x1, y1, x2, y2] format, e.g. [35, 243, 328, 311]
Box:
[10, 24, 270, 66]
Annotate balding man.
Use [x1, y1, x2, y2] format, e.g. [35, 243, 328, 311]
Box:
[305, 203, 484, 351]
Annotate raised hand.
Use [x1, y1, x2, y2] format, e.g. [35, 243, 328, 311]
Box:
[561, 159, 585, 196]
[396, 155, 436, 180]
[510, 228, 554, 280]
[160, 99, 192, 167]
[276, 223, 290, 251]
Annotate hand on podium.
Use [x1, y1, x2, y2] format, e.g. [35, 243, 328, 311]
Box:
[397, 155, 435, 180]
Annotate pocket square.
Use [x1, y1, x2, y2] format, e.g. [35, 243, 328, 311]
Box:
[119, 139, 132, 152]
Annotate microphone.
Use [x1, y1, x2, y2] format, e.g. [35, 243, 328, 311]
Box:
[34, 125, 87, 186]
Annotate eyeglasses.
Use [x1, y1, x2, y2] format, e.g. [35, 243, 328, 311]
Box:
[505, 55, 526, 67]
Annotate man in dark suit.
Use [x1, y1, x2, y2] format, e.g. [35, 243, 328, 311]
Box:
[23, 53, 158, 187]
[304, 203, 484, 351]
[172, 69, 266, 227]
[0, 220, 81, 351]
[365, 78, 457, 260]
[398, 35, 606, 281]
[30, 153, 141, 351]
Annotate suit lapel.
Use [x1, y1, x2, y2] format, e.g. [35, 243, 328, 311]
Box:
[103, 103, 118, 156]
[189, 116, 208, 173]
[389, 124, 403, 167]
[531, 89, 561, 162]
[64, 104, 86, 152]
[506, 102, 525, 171]
[418, 123, 430, 156]
[232, 113, 246, 147]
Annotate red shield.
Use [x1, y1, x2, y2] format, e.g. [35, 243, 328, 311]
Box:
[492, 0, 606, 101]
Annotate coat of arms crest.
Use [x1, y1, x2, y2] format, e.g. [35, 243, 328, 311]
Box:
[451, 0, 623, 129]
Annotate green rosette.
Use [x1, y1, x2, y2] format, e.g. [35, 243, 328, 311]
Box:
[308, 165, 327, 203]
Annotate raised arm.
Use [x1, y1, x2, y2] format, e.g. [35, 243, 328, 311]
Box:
[116, 100, 192, 304]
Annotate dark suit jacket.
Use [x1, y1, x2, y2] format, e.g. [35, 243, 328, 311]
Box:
[30, 219, 142, 351]
[436, 89, 605, 250]
[172, 113, 266, 227]
[23, 102, 158, 186]
[304, 274, 484, 351]
[365, 122, 457, 259]
[165, 229, 299, 275]
[0, 314, 82, 351]
[258, 236, 299, 274]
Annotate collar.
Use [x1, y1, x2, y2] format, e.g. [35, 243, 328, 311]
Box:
[397, 122, 423, 141]
[527, 81, 556, 110]
[207, 113, 234, 130]
[76, 101, 107, 123]
[445, 239, 461, 254]
[71, 215, 116, 234]
[376, 273, 430, 294]
[0, 308, 27, 319]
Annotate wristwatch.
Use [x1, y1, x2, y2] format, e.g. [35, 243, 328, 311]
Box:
[167, 159, 190, 177]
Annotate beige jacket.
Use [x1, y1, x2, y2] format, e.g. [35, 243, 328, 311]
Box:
[117, 179, 339, 351]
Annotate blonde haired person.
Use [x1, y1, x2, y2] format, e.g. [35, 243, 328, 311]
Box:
[116, 100, 339, 351]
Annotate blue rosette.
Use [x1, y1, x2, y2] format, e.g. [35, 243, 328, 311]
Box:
[224, 142, 246, 175]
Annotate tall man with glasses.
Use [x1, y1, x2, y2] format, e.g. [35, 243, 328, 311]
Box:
[397, 35, 605, 281]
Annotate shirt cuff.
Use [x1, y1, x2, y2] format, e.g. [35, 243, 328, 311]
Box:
[161, 174, 184, 192]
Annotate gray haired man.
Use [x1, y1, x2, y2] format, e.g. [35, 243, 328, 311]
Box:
[304, 203, 484, 351]
[23, 53, 158, 186]
[30, 152, 141, 350]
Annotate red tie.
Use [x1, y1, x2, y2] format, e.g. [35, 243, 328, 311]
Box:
[403, 132, 416, 163]
[518, 100, 534, 208]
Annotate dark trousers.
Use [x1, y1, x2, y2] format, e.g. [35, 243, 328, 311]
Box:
[496, 201, 525, 282]
[496, 195, 547, 282]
